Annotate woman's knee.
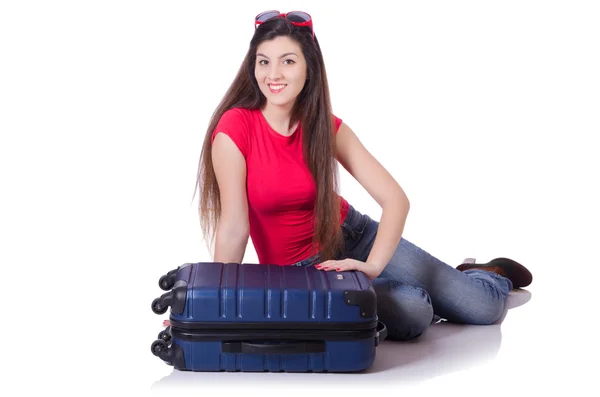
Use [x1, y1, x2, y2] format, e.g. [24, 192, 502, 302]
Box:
[373, 279, 434, 341]
[440, 298, 505, 325]
[434, 278, 507, 325]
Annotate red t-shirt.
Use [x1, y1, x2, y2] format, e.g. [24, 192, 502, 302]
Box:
[210, 107, 350, 265]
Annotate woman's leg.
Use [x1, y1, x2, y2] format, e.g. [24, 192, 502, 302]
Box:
[341, 204, 512, 325]
[372, 278, 434, 340]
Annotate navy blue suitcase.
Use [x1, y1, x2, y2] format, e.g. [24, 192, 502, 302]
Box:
[150, 262, 387, 372]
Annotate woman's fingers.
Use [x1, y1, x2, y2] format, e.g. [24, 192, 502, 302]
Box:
[316, 259, 352, 271]
[315, 260, 335, 271]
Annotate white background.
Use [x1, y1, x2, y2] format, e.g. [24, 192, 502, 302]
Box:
[1, 0, 598, 396]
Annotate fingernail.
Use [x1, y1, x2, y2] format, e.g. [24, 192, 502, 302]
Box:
[336, 268, 341, 271]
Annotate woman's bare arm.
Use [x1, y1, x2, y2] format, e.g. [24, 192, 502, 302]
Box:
[210, 132, 250, 263]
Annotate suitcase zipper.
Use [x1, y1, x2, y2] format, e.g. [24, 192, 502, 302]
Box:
[170, 325, 378, 342]
[168, 318, 379, 331]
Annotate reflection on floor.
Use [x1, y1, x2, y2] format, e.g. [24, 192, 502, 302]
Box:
[151, 289, 532, 389]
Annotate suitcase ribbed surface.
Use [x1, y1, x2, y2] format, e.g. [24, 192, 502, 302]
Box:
[173, 262, 375, 325]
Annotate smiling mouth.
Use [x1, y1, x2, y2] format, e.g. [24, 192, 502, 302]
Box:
[268, 84, 287, 93]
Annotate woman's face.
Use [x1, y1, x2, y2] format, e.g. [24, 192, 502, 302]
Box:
[254, 36, 308, 109]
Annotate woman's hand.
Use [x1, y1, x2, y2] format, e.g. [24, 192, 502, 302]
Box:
[315, 258, 383, 280]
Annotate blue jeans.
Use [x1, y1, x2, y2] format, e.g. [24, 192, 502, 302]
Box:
[292, 204, 513, 341]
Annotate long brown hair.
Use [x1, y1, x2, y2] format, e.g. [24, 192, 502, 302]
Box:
[191, 17, 344, 262]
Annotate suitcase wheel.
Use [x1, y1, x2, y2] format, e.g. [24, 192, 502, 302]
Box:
[158, 267, 180, 291]
[151, 339, 168, 356]
[152, 338, 185, 369]
[158, 327, 172, 343]
[151, 282, 187, 315]
[151, 339, 177, 367]
[151, 298, 168, 315]
[159, 274, 174, 291]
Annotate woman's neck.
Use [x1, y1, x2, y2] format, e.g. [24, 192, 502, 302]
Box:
[261, 103, 297, 136]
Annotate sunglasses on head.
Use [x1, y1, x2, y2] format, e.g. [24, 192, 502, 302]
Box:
[254, 10, 314, 39]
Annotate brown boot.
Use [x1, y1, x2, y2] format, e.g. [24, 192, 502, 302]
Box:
[456, 257, 533, 289]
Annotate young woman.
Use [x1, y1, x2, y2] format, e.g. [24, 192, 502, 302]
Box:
[188, 11, 533, 340]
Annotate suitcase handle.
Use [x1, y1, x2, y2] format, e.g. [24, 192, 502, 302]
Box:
[375, 321, 387, 346]
[222, 341, 326, 354]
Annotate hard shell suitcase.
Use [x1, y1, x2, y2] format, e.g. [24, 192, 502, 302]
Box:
[150, 262, 387, 373]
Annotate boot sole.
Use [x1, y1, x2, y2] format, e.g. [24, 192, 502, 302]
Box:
[456, 257, 533, 288]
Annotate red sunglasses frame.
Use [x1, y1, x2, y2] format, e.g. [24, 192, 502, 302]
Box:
[254, 10, 314, 39]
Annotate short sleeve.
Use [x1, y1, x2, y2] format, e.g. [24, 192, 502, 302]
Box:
[211, 108, 250, 158]
[332, 114, 343, 134]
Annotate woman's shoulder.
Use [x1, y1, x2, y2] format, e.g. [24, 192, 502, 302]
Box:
[212, 108, 258, 154]
[331, 113, 343, 132]
[214, 107, 257, 132]
[220, 107, 256, 122]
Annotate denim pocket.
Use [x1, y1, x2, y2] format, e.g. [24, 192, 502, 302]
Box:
[341, 213, 370, 253]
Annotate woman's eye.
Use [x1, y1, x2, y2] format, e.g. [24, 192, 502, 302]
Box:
[258, 60, 268, 65]
[284, 59, 295, 65]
